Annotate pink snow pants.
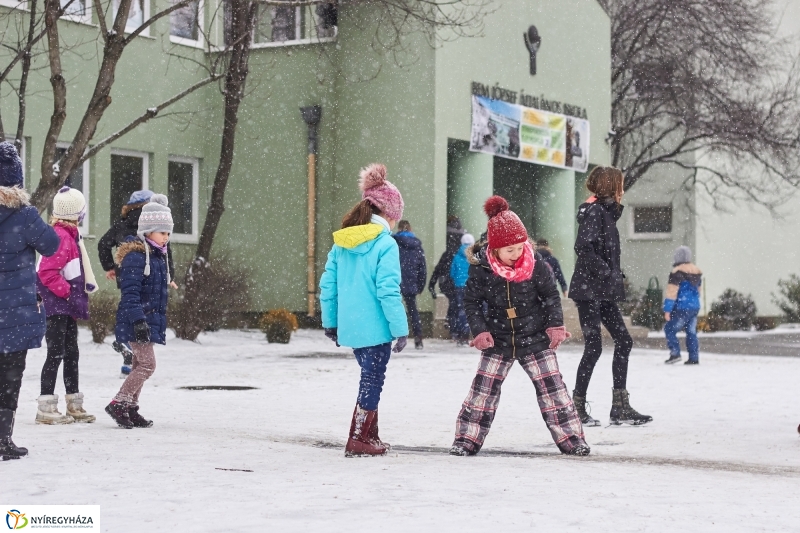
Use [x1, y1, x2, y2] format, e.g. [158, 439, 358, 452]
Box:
[453, 349, 587, 454]
[114, 342, 156, 405]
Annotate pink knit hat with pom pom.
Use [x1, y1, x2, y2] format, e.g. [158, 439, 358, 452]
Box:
[359, 163, 404, 221]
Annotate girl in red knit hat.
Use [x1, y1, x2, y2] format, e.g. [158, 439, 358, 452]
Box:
[450, 196, 590, 456]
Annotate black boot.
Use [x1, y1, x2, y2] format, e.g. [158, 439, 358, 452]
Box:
[105, 401, 133, 429]
[572, 391, 600, 427]
[609, 389, 652, 425]
[128, 405, 153, 428]
[0, 408, 26, 460]
[414, 336, 424, 350]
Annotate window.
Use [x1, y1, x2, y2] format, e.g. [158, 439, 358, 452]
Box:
[110, 150, 149, 225]
[60, 0, 92, 24]
[630, 205, 672, 239]
[113, 0, 149, 35]
[170, 0, 203, 46]
[2, 136, 25, 187]
[167, 157, 198, 241]
[0, 0, 26, 9]
[223, 0, 336, 47]
[55, 144, 91, 233]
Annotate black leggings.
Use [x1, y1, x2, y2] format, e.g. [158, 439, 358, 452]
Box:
[40, 315, 80, 396]
[0, 351, 27, 411]
[574, 300, 633, 396]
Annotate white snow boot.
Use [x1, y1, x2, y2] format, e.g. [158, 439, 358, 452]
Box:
[35, 395, 75, 425]
[65, 393, 96, 423]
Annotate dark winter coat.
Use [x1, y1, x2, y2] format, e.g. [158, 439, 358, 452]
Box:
[464, 244, 563, 358]
[0, 187, 60, 353]
[538, 248, 568, 293]
[115, 237, 169, 345]
[569, 197, 626, 302]
[428, 227, 464, 297]
[36, 222, 89, 320]
[392, 231, 427, 296]
[98, 204, 175, 281]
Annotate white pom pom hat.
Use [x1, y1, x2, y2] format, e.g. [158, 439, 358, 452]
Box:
[52, 186, 86, 221]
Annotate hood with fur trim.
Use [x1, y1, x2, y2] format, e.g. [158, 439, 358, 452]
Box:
[115, 239, 146, 265]
[0, 186, 31, 225]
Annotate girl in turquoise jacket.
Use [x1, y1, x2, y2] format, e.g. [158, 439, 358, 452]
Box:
[319, 164, 408, 457]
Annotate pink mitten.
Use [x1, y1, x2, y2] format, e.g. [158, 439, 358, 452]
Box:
[546, 326, 572, 350]
[469, 332, 495, 351]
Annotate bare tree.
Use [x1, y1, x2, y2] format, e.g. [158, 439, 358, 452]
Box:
[599, 0, 800, 208]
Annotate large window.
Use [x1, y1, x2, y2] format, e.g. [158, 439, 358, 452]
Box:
[55, 145, 90, 233]
[629, 205, 673, 240]
[168, 156, 198, 241]
[110, 150, 148, 225]
[223, 1, 337, 47]
[113, 0, 149, 35]
[0, 0, 26, 9]
[60, 0, 92, 24]
[170, 0, 203, 46]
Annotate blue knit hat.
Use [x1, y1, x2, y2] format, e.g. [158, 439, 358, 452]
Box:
[0, 141, 24, 188]
[127, 189, 154, 205]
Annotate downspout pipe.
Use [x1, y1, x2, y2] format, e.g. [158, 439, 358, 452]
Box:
[301, 105, 322, 319]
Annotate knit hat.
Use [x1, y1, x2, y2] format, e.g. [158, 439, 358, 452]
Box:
[461, 233, 475, 246]
[52, 186, 86, 221]
[137, 194, 173, 236]
[128, 189, 154, 205]
[673, 245, 692, 265]
[359, 163, 404, 221]
[484, 195, 528, 250]
[0, 141, 24, 188]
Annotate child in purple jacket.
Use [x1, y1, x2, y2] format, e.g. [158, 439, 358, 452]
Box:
[36, 187, 98, 425]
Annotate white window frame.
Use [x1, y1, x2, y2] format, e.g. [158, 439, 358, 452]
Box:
[2, 135, 25, 187]
[627, 204, 673, 241]
[113, 0, 151, 36]
[167, 155, 199, 243]
[56, 142, 91, 235]
[60, 0, 93, 25]
[0, 0, 27, 9]
[169, 0, 204, 48]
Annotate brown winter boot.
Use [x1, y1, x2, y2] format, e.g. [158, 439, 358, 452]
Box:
[367, 409, 389, 448]
[345, 405, 388, 457]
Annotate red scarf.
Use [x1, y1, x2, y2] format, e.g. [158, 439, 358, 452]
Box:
[487, 241, 535, 283]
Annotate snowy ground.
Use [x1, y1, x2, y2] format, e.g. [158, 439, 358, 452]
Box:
[3, 328, 799, 532]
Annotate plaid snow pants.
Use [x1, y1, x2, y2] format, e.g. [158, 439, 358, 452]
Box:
[452, 349, 587, 454]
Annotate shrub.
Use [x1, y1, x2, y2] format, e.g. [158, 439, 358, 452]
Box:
[773, 274, 800, 323]
[707, 289, 757, 331]
[260, 309, 299, 344]
[172, 254, 252, 341]
[88, 291, 119, 343]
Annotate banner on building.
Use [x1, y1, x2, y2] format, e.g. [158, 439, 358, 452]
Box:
[469, 95, 590, 173]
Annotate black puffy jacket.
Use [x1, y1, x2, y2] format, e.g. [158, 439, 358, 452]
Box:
[568, 197, 625, 302]
[392, 231, 427, 296]
[464, 244, 563, 358]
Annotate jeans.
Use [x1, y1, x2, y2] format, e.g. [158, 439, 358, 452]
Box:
[353, 343, 392, 411]
[664, 309, 699, 362]
[574, 300, 633, 396]
[451, 288, 470, 340]
[403, 294, 423, 338]
[41, 315, 80, 396]
[0, 351, 26, 411]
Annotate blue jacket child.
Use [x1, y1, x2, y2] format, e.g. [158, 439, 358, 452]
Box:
[318, 163, 408, 457]
[663, 246, 703, 364]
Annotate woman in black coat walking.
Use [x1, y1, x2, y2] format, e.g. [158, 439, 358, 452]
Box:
[568, 166, 651, 427]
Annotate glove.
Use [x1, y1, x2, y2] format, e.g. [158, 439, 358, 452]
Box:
[469, 331, 494, 351]
[324, 328, 339, 347]
[392, 336, 407, 353]
[546, 326, 572, 350]
[133, 320, 150, 344]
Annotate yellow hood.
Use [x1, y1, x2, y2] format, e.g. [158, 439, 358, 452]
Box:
[332, 223, 384, 249]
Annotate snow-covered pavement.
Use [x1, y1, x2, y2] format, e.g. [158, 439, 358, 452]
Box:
[3, 329, 799, 532]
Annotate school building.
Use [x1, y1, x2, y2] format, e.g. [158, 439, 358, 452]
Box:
[1, 0, 694, 320]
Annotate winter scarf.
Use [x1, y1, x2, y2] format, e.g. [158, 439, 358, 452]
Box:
[487, 241, 535, 283]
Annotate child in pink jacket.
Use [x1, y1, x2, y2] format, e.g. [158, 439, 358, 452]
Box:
[35, 187, 98, 425]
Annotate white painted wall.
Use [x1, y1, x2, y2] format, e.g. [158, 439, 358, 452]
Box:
[695, 0, 800, 316]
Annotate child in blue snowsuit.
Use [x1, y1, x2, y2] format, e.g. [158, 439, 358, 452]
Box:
[449, 233, 474, 344]
[663, 246, 703, 365]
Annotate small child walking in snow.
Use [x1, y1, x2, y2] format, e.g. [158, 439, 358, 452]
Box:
[663, 246, 703, 365]
[319, 164, 409, 457]
[450, 196, 589, 457]
[36, 187, 98, 425]
[449, 233, 474, 345]
[105, 195, 173, 429]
